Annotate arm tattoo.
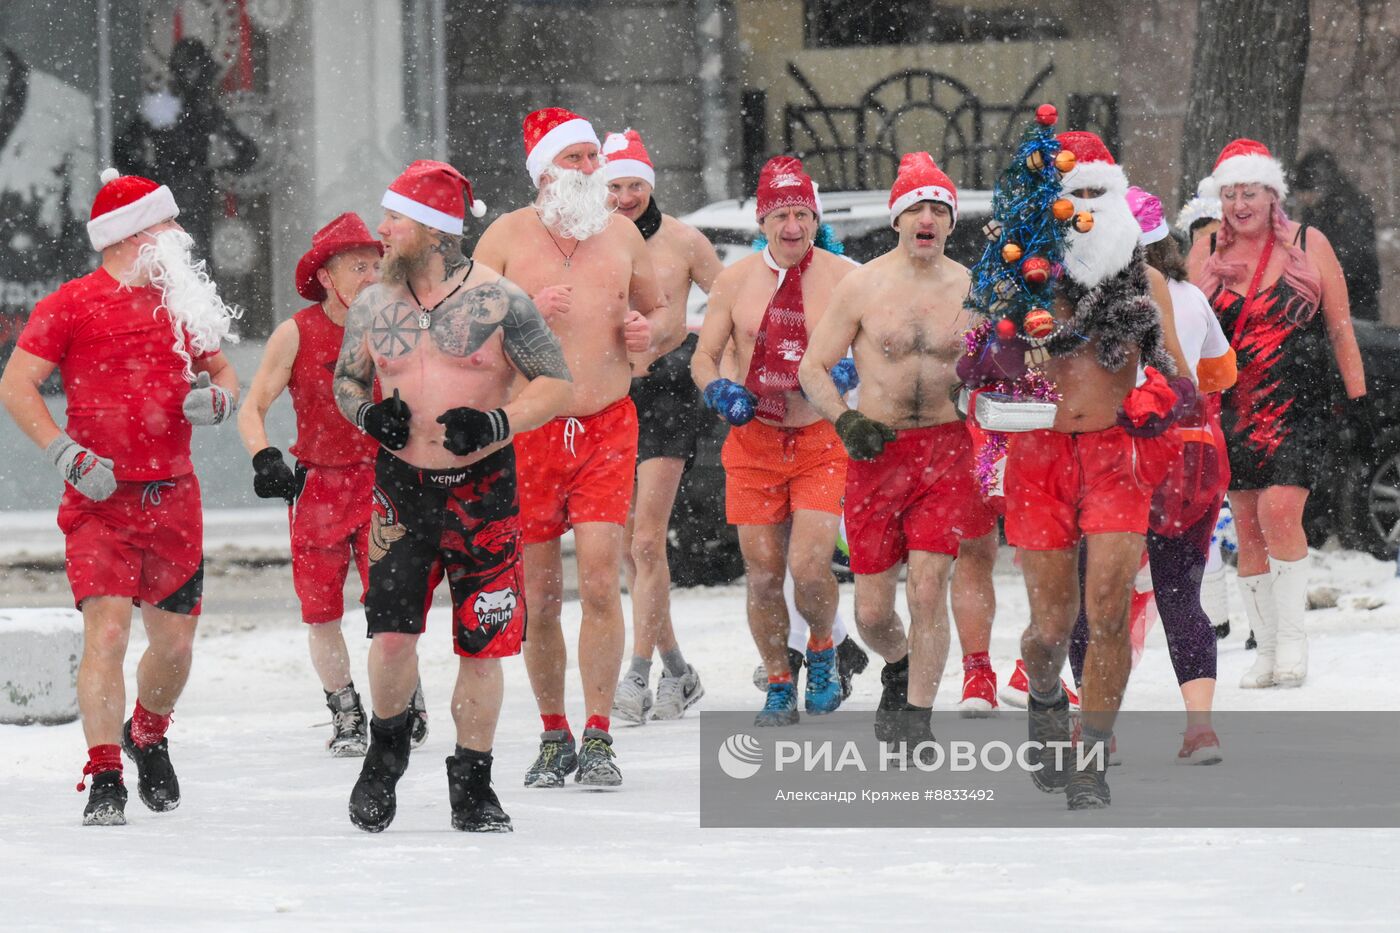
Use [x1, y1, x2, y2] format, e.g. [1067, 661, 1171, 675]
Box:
[432, 280, 571, 381]
[430, 231, 469, 282]
[332, 290, 376, 424]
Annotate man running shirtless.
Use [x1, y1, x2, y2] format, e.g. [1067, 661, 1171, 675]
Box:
[333, 160, 571, 833]
[801, 153, 998, 753]
[472, 108, 667, 788]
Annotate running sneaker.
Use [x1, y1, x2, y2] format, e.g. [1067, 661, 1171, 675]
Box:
[122, 719, 180, 813]
[755, 680, 799, 727]
[81, 771, 128, 827]
[447, 750, 512, 832]
[999, 659, 1080, 710]
[325, 685, 368, 758]
[874, 657, 910, 743]
[349, 716, 413, 832]
[575, 728, 622, 787]
[611, 670, 654, 725]
[1027, 691, 1073, 793]
[1065, 754, 1111, 810]
[804, 644, 842, 714]
[958, 661, 998, 718]
[752, 648, 804, 692]
[408, 680, 429, 749]
[523, 730, 578, 788]
[652, 665, 704, 720]
[836, 636, 869, 700]
[1177, 726, 1223, 766]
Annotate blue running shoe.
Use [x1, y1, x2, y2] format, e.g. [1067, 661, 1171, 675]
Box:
[805, 645, 842, 714]
[754, 680, 799, 727]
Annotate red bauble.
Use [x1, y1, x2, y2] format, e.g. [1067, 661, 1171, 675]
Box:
[995, 318, 1017, 341]
[1035, 104, 1058, 126]
[1021, 256, 1051, 286]
[1024, 308, 1054, 339]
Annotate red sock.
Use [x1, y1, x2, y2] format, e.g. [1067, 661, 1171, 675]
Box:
[768, 671, 793, 685]
[78, 744, 122, 791]
[963, 651, 992, 672]
[541, 713, 570, 737]
[130, 700, 172, 749]
[585, 714, 610, 734]
[807, 636, 834, 653]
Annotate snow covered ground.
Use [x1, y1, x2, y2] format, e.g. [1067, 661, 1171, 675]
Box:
[2, 544, 1399, 930]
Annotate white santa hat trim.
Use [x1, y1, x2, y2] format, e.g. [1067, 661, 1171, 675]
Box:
[1198, 153, 1288, 200]
[87, 188, 179, 252]
[603, 159, 655, 187]
[1139, 219, 1171, 246]
[888, 185, 958, 227]
[380, 188, 474, 235]
[1060, 160, 1129, 197]
[527, 118, 602, 188]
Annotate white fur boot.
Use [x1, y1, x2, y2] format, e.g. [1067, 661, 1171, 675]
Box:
[1237, 573, 1277, 689]
[1270, 555, 1310, 687]
[1200, 567, 1231, 631]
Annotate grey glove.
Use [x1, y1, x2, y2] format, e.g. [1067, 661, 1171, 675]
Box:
[47, 434, 117, 501]
[183, 372, 236, 426]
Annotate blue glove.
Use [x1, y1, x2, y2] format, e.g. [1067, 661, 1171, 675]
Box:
[830, 358, 859, 395]
[703, 379, 757, 426]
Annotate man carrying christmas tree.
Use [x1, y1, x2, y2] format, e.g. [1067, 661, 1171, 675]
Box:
[800, 152, 999, 753]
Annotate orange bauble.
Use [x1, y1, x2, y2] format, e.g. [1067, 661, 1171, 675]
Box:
[1021, 256, 1051, 286]
[1074, 211, 1095, 233]
[1051, 198, 1075, 221]
[1001, 242, 1024, 263]
[1054, 150, 1077, 173]
[1024, 309, 1055, 339]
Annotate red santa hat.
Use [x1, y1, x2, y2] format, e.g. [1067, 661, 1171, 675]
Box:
[381, 160, 486, 236]
[295, 212, 384, 302]
[601, 129, 655, 187]
[888, 151, 958, 228]
[1055, 131, 1128, 196]
[1198, 138, 1288, 200]
[87, 167, 180, 251]
[754, 156, 821, 222]
[524, 107, 601, 187]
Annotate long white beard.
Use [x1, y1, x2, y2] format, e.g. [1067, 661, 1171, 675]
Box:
[537, 166, 613, 241]
[124, 229, 241, 378]
[1062, 192, 1139, 289]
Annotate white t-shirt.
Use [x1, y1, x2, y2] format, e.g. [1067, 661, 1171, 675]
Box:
[1137, 277, 1230, 384]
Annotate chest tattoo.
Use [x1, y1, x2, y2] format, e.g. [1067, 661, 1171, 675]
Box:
[369, 301, 422, 358]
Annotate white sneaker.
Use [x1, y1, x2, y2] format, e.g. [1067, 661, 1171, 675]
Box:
[652, 665, 705, 720]
[611, 670, 653, 724]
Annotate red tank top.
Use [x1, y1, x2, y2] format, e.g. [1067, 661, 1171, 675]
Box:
[287, 305, 378, 467]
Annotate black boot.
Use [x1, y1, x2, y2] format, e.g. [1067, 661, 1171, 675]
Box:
[1027, 690, 1073, 793]
[349, 712, 413, 833]
[874, 655, 910, 743]
[836, 636, 869, 700]
[82, 770, 128, 826]
[122, 719, 180, 812]
[447, 747, 512, 832]
[887, 704, 937, 768]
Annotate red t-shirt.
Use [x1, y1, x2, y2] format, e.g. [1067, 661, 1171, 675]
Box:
[287, 304, 377, 467]
[18, 268, 215, 481]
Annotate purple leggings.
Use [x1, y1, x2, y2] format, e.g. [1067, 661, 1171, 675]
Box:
[1069, 507, 1219, 686]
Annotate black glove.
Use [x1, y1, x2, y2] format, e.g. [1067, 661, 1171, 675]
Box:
[357, 389, 412, 450]
[1347, 394, 1380, 458]
[835, 410, 896, 461]
[436, 406, 511, 456]
[251, 446, 303, 504]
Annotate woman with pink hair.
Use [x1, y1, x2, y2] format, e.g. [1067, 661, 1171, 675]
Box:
[1187, 139, 1375, 691]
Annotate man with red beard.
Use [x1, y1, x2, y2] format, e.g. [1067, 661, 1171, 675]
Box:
[334, 160, 572, 833]
[472, 108, 667, 788]
[0, 168, 241, 826]
[990, 133, 1191, 809]
[601, 128, 723, 724]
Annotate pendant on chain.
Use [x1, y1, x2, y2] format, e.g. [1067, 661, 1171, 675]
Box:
[418, 311, 431, 330]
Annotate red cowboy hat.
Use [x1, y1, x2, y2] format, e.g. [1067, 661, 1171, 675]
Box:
[295, 212, 384, 301]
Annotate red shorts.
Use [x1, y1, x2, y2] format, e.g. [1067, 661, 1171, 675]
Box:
[722, 419, 847, 525]
[1003, 425, 1182, 551]
[514, 396, 638, 544]
[57, 474, 204, 614]
[845, 421, 997, 574]
[290, 461, 374, 624]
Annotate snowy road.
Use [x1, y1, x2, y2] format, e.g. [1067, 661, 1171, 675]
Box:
[3, 549, 1399, 929]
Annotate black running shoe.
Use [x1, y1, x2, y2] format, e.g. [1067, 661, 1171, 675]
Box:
[408, 680, 429, 749]
[523, 730, 578, 788]
[1213, 621, 1231, 642]
[836, 636, 869, 701]
[1066, 758, 1112, 810]
[122, 719, 180, 812]
[1027, 691, 1073, 793]
[874, 656, 910, 743]
[886, 706, 937, 768]
[575, 728, 622, 787]
[349, 715, 413, 832]
[82, 771, 128, 826]
[447, 750, 512, 833]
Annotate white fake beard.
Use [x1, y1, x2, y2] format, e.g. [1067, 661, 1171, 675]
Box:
[538, 166, 613, 241]
[124, 228, 241, 378]
[1062, 191, 1139, 289]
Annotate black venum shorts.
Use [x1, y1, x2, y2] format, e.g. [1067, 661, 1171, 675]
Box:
[365, 446, 525, 657]
[630, 332, 708, 465]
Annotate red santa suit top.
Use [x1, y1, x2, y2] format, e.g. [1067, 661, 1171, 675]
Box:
[287, 304, 377, 467]
[18, 267, 215, 481]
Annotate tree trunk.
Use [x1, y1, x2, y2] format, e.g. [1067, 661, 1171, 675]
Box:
[1179, 0, 1311, 202]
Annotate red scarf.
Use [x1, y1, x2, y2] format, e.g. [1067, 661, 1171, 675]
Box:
[744, 245, 814, 421]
